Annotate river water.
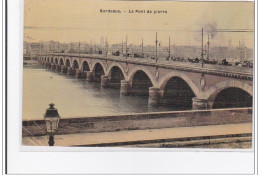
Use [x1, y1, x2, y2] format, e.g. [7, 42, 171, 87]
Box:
[23, 65, 178, 120]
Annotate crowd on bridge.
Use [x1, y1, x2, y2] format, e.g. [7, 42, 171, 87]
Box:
[109, 50, 253, 68]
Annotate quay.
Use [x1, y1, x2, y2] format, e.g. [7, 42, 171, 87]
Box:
[22, 123, 252, 148]
[22, 108, 252, 147]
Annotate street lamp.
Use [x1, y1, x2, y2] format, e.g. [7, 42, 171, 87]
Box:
[44, 103, 60, 146]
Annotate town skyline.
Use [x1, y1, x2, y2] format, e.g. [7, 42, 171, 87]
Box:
[24, 35, 251, 48]
[24, 37, 253, 61]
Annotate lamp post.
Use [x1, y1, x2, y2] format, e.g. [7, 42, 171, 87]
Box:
[44, 103, 60, 146]
[155, 32, 158, 63]
[125, 36, 128, 59]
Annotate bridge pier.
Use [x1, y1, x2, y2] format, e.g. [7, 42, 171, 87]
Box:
[51, 64, 56, 71]
[75, 69, 82, 79]
[47, 63, 51, 70]
[120, 80, 130, 96]
[67, 67, 75, 76]
[81, 71, 87, 79]
[148, 87, 161, 107]
[86, 71, 94, 81]
[101, 75, 110, 88]
[43, 62, 48, 69]
[61, 66, 67, 74]
[192, 97, 208, 110]
[40, 61, 44, 67]
[55, 65, 61, 72]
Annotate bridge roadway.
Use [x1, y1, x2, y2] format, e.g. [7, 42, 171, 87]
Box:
[41, 53, 253, 76]
[38, 53, 253, 109]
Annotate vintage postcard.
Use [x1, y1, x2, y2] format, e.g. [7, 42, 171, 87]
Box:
[22, 0, 254, 148]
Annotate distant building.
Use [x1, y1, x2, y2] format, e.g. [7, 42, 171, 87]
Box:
[26, 40, 253, 62]
[23, 42, 44, 60]
[30, 43, 44, 59]
[23, 41, 31, 60]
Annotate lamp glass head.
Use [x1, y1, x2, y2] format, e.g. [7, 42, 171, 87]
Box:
[44, 103, 60, 134]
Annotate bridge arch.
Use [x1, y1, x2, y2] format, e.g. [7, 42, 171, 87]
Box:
[55, 58, 58, 64]
[80, 61, 90, 72]
[159, 71, 200, 97]
[65, 59, 71, 67]
[107, 63, 126, 79]
[107, 64, 126, 88]
[91, 61, 106, 72]
[72, 60, 79, 69]
[128, 67, 156, 87]
[159, 72, 198, 109]
[205, 80, 253, 109]
[128, 68, 155, 96]
[92, 62, 105, 81]
[59, 58, 64, 65]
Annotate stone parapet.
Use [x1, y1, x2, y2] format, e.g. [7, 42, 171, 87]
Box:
[22, 107, 252, 137]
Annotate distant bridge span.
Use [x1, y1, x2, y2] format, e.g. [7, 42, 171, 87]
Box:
[38, 53, 253, 110]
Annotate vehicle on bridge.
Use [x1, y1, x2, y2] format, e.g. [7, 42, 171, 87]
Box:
[203, 59, 218, 65]
[219, 59, 232, 66]
[235, 60, 253, 68]
[187, 57, 200, 63]
[112, 50, 120, 56]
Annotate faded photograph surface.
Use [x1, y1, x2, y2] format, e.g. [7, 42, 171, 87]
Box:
[22, 0, 254, 148]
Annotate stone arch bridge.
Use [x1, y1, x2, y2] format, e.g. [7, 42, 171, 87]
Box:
[38, 54, 253, 110]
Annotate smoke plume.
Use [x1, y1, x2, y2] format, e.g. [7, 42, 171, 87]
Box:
[203, 21, 218, 39]
[193, 21, 218, 42]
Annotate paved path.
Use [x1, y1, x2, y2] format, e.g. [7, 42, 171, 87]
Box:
[22, 123, 252, 146]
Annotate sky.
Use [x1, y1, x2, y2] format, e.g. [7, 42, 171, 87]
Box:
[24, 0, 254, 48]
